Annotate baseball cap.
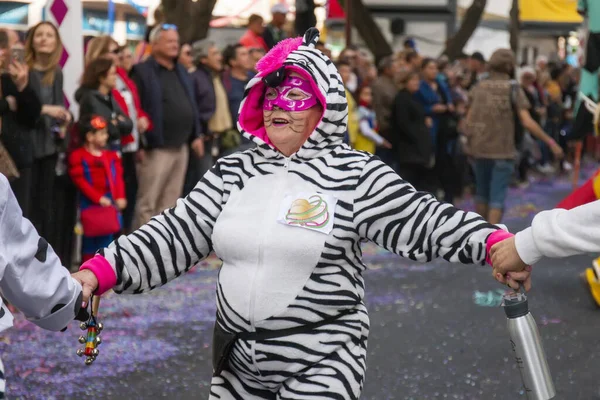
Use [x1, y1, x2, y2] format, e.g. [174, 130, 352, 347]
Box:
[271, 4, 289, 14]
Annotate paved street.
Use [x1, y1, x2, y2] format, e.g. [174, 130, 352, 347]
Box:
[3, 168, 600, 400]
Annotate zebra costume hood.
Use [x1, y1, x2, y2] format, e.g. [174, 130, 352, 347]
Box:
[238, 28, 347, 160]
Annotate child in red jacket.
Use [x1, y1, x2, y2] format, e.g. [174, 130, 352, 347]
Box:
[69, 115, 126, 262]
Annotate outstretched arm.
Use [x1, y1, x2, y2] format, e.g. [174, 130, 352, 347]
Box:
[354, 157, 499, 264]
[82, 162, 226, 295]
[515, 200, 600, 265]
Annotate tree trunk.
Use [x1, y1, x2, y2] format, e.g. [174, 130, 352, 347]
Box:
[509, 0, 519, 54]
[161, 0, 218, 44]
[443, 0, 487, 60]
[337, 0, 393, 64]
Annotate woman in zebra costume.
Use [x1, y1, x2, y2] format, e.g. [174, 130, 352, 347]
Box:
[76, 28, 527, 399]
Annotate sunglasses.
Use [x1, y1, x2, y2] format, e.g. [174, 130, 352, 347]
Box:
[160, 24, 178, 31]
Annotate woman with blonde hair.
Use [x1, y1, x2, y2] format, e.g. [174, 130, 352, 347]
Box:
[24, 21, 74, 264]
[84, 35, 151, 233]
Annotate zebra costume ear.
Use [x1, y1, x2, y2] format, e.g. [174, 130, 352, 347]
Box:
[302, 28, 320, 48]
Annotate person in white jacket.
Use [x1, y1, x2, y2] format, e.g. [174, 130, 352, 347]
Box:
[0, 173, 96, 397]
[490, 200, 600, 292]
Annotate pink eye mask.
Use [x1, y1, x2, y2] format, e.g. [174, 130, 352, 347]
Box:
[263, 75, 318, 112]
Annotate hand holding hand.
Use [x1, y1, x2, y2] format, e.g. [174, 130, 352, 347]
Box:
[490, 236, 532, 291]
[71, 270, 99, 308]
[99, 196, 112, 207]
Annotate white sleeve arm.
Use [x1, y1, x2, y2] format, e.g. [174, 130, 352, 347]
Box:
[515, 201, 600, 265]
[0, 175, 82, 332]
[358, 119, 385, 145]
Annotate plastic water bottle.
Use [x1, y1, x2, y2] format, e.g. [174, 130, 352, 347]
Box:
[503, 291, 556, 399]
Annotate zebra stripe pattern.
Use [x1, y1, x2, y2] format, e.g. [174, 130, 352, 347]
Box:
[101, 28, 498, 399]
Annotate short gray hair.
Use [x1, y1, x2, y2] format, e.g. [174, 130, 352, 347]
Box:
[191, 39, 215, 65]
[149, 25, 164, 44]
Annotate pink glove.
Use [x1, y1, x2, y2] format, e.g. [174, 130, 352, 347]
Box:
[79, 255, 117, 296]
[485, 230, 514, 266]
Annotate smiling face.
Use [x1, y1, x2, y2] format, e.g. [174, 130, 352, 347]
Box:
[263, 71, 323, 156]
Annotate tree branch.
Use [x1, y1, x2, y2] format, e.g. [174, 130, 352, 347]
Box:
[443, 0, 487, 60]
[337, 0, 393, 63]
[161, 0, 217, 44]
[509, 0, 519, 54]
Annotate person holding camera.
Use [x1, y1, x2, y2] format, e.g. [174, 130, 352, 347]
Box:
[0, 29, 42, 218]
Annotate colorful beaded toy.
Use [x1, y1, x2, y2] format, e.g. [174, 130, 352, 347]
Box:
[76, 295, 103, 365]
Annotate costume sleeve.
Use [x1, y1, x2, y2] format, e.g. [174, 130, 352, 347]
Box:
[515, 200, 600, 265]
[98, 161, 226, 294]
[68, 150, 104, 204]
[354, 157, 499, 264]
[0, 175, 82, 331]
[113, 152, 126, 200]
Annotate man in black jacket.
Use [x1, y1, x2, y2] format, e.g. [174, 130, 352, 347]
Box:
[130, 24, 205, 228]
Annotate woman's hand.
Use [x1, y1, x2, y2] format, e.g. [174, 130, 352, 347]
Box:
[5, 95, 16, 112]
[381, 139, 392, 149]
[42, 105, 70, 121]
[71, 270, 99, 308]
[432, 104, 447, 113]
[99, 196, 112, 207]
[191, 137, 205, 158]
[8, 60, 28, 92]
[137, 116, 150, 133]
[490, 237, 532, 291]
[115, 198, 127, 210]
[549, 140, 564, 159]
[136, 149, 145, 163]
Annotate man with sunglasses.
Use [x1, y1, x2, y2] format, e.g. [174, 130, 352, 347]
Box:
[130, 23, 205, 229]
